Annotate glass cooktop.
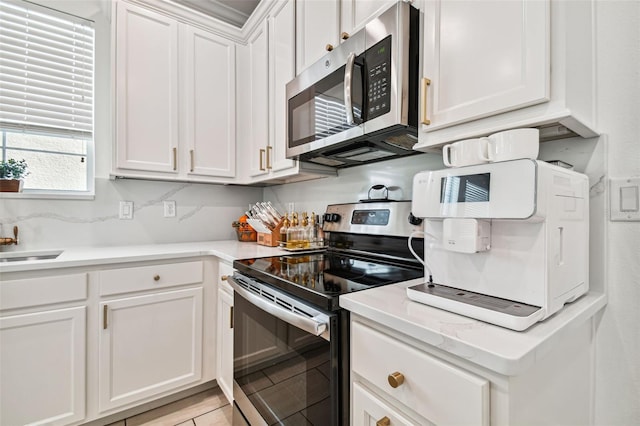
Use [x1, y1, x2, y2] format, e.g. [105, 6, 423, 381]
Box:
[233, 251, 423, 311]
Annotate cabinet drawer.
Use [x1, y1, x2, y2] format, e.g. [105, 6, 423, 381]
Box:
[99, 261, 203, 296]
[0, 274, 87, 311]
[351, 321, 489, 426]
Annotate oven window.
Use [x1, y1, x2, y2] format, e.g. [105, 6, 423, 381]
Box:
[289, 62, 364, 148]
[234, 293, 334, 425]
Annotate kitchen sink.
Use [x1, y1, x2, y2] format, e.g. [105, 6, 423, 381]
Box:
[0, 250, 63, 263]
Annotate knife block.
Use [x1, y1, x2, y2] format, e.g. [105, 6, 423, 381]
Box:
[247, 218, 283, 247]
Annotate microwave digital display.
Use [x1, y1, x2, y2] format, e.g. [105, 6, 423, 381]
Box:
[440, 173, 491, 203]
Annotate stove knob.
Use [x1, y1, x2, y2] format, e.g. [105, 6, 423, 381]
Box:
[330, 213, 341, 222]
[408, 212, 423, 226]
[323, 213, 333, 223]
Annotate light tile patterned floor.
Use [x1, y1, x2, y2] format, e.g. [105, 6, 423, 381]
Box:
[107, 387, 232, 426]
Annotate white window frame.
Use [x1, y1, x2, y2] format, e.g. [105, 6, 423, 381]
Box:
[0, 0, 95, 199]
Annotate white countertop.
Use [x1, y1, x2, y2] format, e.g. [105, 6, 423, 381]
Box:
[0, 240, 288, 273]
[340, 279, 607, 376]
[2, 241, 607, 378]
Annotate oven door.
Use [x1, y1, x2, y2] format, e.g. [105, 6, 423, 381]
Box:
[228, 274, 346, 426]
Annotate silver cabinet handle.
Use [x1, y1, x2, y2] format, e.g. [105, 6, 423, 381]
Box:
[344, 52, 356, 125]
[227, 276, 328, 338]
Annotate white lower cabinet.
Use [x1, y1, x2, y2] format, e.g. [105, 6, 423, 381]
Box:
[97, 261, 206, 413]
[1, 306, 86, 426]
[0, 273, 87, 426]
[351, 316, 594, 425]
[351, 320, 489, 425]
[98, 288, 203, 412]
[0, 257, 218, 425]
[216, 261, 235, 403]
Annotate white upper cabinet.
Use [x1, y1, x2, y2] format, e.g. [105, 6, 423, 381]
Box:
[295, 0, 341, 74]
[341, 0, 398, 35]
[115, 2, 179, 173]
[182, 26, 236, 178]
[238, 0, 334, 184]
[416, 0, 598, 149]
[422, 0, 549, 130]
[114, 1, 237, 182]
[268, 0, 297, 173]
[243, 21, 270, 178]
[295, 0, 398, 75]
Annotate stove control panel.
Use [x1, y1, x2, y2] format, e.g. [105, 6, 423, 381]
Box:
[323, 201, 422, 237]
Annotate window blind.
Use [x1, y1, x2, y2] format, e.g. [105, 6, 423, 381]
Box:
[0, 0, 94, 138]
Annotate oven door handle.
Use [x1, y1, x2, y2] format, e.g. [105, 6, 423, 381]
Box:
[344, 52, 356, 126]
[227, 276, 328, 337]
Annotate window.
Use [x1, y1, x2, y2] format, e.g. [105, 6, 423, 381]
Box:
[0, 0, 94, 196]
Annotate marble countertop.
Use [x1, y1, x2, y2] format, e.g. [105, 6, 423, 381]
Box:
[340, 279, 607, 376]
[2, 241, 607, 378]
[0, 240, 288, 273]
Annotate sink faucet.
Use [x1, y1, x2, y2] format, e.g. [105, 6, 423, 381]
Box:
[0, 226, 19, 245]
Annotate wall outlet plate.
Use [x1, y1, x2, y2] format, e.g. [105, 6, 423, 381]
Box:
[610, 177, 640, 221]
[164, 200, 176, 218]
[119, 201, 133, 220]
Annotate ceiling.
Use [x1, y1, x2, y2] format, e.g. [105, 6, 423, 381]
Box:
[172, 0, 260, 27]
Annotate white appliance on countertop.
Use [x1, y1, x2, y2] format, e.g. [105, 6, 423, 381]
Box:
[408, 159, 589, 331]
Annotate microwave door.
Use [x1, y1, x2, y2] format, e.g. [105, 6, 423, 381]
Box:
[287, 59, 365, 158]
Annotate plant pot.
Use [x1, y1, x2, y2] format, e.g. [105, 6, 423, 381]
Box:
[0, 179, 24, 192]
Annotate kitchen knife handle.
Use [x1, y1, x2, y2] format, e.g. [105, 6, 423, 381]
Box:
[421, 77, 431, 125]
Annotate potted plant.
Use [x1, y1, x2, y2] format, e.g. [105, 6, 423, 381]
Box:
[0, 159, 29, 192]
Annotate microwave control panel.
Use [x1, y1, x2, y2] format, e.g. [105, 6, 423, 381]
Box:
[365, 36, 392, 119]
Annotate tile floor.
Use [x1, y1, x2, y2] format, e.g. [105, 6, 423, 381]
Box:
[106, 387, 232, 426]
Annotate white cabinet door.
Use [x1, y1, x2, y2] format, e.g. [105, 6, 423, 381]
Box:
[268, 0, 296, 173]
[295, 0, 340, 74]
[99, 288, 203, 412]
[341, 0, 397, 35]
[216, 262, 234, 404]
[0, 307, 86, 426]
[115, 2, 179, 173]
[182, 26, 236, 178]
[247, 21, 270, 178]
[216, 286, 234, 403]
[421, 0, 549, 132]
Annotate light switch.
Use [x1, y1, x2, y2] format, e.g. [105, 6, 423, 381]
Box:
[610, 177, 640, 221]
[620, 186, 639, 212]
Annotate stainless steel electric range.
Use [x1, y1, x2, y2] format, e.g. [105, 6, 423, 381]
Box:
[228, 200, 424, 425]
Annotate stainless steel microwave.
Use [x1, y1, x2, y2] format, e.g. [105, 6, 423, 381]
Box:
[285, 2, 420, 168]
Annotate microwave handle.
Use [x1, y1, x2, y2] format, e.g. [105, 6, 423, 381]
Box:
[227, 275, 328, 338]
[344, 52, 356, 125]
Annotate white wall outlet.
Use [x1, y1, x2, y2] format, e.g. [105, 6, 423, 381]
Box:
[119, 201, 133, 220]
[163, 200, 176, 218]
